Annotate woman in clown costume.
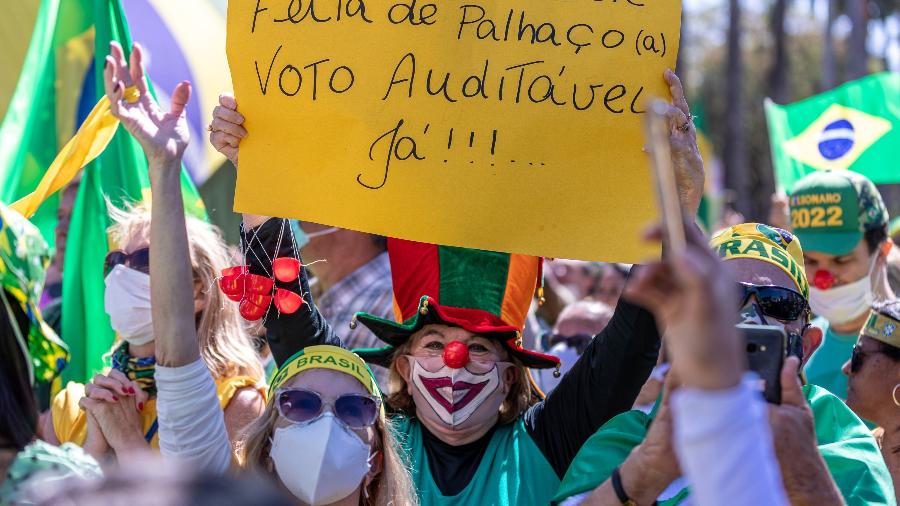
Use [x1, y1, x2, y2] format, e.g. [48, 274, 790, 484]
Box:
[204, 72, 704, 505]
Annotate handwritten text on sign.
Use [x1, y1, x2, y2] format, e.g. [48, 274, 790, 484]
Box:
[227, 0, 681, 262]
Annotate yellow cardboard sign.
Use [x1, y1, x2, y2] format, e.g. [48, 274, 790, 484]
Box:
[227, 0, 681, 262]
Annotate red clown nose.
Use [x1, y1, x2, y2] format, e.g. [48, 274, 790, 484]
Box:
[813, 269, 836, 290]
[443, 341, 469, 369]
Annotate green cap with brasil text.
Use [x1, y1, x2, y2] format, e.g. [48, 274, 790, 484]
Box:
[788, 171, 888, 256]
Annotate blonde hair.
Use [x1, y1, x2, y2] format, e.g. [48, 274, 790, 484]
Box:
[386, 338, 536, 425]
[107, 201, 262, 381]
[238, 397, 418, 506]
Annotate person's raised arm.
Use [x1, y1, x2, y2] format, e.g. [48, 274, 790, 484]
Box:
[103, 41, 196, 366]
[104, 41, 230, 472]
[523, 71, 706, 478]
[209, 93, 267, 229]
[209, 93, 342, 363]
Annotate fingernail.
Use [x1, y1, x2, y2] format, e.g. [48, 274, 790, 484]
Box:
[112, 396, 119, 401]
[126, 387, 134, 394]
[138, 402, 144, 411]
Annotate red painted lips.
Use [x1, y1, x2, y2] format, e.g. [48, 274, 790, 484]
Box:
[419, 376, 487, 413]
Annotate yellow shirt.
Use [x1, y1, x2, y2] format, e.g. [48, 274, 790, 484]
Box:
[51, 375, 264, 449]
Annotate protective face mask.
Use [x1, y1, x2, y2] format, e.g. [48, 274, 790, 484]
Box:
[270, 413, 372, 505]
[104, 264, 154, 346]
[809, 254, 879, 326]
[409, 356, 510, 429]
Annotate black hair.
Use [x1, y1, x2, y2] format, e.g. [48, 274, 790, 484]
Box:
[864, 225, 889, 255]
[870, 299, 900, 361]
[0, 290, 38, 450]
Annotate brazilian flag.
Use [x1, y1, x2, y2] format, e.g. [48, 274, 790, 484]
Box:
[0, 0, 206, 383]
[765, 72, 900, 193]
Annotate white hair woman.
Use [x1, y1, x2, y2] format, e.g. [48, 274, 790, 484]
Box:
[240, 345, 417, 505]
[38, 42, 265, 463]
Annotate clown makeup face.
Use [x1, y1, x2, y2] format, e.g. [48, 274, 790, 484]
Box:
[409, 356, 510, 427]
[398, 325, 517, 444]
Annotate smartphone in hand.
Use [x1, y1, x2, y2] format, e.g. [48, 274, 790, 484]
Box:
[739, 324, 786, 404]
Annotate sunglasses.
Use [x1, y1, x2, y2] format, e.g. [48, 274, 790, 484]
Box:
[849, 343, 881, 374]
[275, 388, 381, 429]
[104, 247, 150, 276]
[738, 283, 808, 322]
[543, 333, 594, 354]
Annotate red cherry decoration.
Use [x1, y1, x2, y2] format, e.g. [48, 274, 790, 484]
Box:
[274, 288, 304, 314]
[219, 276, 245, 301]
[239, 299, 268, 321]
[443, 341, 470, 369]
[813, 269, 836, 290]
[221, 265, 248, 278]
[245, 274, 274, 295]
[273, 257, 302, 283]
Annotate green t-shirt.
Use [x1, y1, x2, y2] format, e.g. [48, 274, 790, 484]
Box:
[552, 385, 894, 505]
[805, 316, 858, 400]
[395, 416, 560, 506]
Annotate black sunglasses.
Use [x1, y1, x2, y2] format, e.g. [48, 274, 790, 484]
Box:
[850, 344, 878, 374]
[104, 247, 150, 276]
[738, 282, 808, 322]
[275, 388, 381, 429]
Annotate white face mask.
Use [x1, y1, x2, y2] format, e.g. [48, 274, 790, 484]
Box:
[104, 264, 154, 345]
[409, 356, 509, 429]
[270, 413, 373, 505]
[809, 253, 880, 326]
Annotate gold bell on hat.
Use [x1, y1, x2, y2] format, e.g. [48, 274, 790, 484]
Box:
[349, 317, 358, 330]
[420, 299, 430, 316]
[552, 364, 561, 378]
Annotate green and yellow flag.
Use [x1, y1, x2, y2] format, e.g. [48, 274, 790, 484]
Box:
[0, 0, 205, 383]
[765, 72, 900, 193]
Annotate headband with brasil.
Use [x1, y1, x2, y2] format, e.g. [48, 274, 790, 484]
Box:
[863, 311, 900, 349]
[710, 223, 809, 299]
[269, 345, 380, 398]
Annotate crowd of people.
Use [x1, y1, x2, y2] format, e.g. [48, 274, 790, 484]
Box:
[2, 41, 900, 506]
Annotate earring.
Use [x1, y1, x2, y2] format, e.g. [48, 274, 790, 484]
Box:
[892, 384, 900, 407]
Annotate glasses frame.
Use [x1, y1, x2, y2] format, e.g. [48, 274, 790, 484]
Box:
[738, 282, 809, 322]
[274, 387, 382, 429]
[104, 247, 151, 276]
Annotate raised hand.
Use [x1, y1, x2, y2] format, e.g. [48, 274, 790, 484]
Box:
[661, 70, 705, 216]
[209, 93, 247, 167]
[103, 41, 191, 167]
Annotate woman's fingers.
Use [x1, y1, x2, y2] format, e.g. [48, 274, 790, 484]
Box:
[211, 117, 248, 139]
[211, 130, 242, 149]
[103, 56, 121, 117]
[665, 69, 691, 118]
[84, 383, 118, 403]
[96, 371, 133, 396]
[170, 81, 192, 117]
[219, 93, 238, 110]
[213, 105, 245, 126]
[109, 41, 134, 88]
[663, 104, 690, 136]
[129, 43, 149, 96]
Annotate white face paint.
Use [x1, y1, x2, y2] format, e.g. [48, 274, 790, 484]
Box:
[408, 356, 509, 428]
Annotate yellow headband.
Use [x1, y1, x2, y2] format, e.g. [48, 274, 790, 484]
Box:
[863, 311, 900, 348]
[269, 345, 380, 398]
[710, 223, 809, 299]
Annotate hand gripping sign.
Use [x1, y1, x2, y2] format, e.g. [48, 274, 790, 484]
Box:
[227, 0, 682, 262]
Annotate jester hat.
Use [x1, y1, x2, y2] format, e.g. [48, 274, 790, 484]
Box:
[353, 239, 560, 370]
